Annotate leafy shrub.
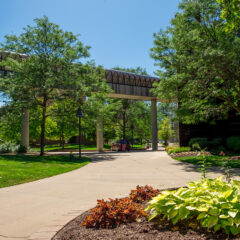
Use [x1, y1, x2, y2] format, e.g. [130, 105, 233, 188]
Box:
[227, 136, 240, 153]
[165, 146, 175, 152]
[208, 138, 222, 149]
[0, 142, 17, 153]
[0, 142, 27, 153]
[82, 198, 147, 229]
[167, 147, 191, 155]
[146, 177, 240, 235]
[130, 185, 160, 203]
[189, 138, 223, 151]
[211, 146, 226, 155]
[192, 143, 201, 151]
[16, 144, 27, 153]
[189, 138, 209, 150]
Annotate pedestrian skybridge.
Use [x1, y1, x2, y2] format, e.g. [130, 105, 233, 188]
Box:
[106, 69, 159, 101]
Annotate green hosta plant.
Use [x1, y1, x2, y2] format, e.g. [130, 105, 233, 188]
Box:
[145, 177, 240, 235]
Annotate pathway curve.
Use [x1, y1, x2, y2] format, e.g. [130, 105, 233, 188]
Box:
[0, 150, 230, 240]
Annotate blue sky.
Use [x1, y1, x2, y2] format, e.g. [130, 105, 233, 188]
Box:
[0, 0, 180, 77]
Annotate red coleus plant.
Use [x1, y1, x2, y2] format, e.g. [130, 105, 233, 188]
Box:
[82, 197, 147, 229]
[129, 185, 160, 203]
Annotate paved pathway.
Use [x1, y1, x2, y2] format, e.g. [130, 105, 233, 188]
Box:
[0, 150, 230, 240]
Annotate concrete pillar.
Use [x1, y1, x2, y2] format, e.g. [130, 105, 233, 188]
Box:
[96, 117, 104, 152]
[20, 108, 29, 148]
[151, 99, 158, 151]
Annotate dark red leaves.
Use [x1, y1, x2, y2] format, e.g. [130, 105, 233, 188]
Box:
[82, 197, 147, 229]
[82, 185, 160, 229]
[130, 185, 160, 203]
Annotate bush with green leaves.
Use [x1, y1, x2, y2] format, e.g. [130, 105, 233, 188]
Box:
[167, 146, 191, 155]
[189, 138, 208, 150]
[145, 177, 240, 235]
[189, 138, 223, 151]
[0, 142, 16, 153]
[0, 142, 27, 153]
[227, 136, 240, 153]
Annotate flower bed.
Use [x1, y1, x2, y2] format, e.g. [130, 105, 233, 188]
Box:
[52, 182, 240, 239]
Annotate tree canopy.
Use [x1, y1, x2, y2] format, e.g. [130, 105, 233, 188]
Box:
[151, 0, 240, 124]
[0, 16, 108, 155]
[217, 0, 240, 32]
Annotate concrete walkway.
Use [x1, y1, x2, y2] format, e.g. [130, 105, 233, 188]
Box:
[0, 150, 231, 240]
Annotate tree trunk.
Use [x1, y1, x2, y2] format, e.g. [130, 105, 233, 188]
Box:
[40, 96, 47, 156]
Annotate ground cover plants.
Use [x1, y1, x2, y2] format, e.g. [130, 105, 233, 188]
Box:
[0, 155, 90, 188]
[146, 177, 240, 235]
[166, 146, 191, 155]
[54, 179, 240, 239]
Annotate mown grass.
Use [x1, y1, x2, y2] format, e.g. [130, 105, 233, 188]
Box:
[174, 155, 240, 168]
[31, 144, 145, 152]
[32, 144, 111, 152]
[0, 155, 90, 188]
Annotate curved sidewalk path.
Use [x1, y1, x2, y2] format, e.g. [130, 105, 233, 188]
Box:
[0, 150, 229, 240]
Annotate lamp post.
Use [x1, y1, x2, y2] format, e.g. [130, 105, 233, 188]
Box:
[76, 106, 84, 160]
[130, 124, 134, 150]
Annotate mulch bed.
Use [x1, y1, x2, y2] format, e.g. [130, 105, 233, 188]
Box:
[170, 151, 212, 158]
[52, 209, 239, 240]
[228, 156, 240, 160]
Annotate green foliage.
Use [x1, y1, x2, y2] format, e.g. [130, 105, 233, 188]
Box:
[197, 153, 211, 179]
[217, 0, 240, 32]
[82, 197, 147, 229]
[129, 185, 160, 203]
[0, 142, 16, 153]
[189, 138, 222, 150]
[146, 177, 240, 235]
[158, 117, 175, 146]
[167, 146, 191, 155]
[113, 66, 148, 76]
[227, 136, 240, 153]
[0, 142, 27, 153]
[151, 0, 240, 123]
[189, 138, 208, 150]
[0, 16, 108, 155]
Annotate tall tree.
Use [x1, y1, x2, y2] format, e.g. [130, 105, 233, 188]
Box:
[0, 16, 107, 155]
[151, 0, 240, 124]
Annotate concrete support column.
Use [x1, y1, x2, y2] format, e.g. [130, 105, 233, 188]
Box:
[20, 108, 29, 148]
[151, 98, 158, 151]
[96, 117, 104, 152]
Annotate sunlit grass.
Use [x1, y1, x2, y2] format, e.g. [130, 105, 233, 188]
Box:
[0, 155, 90, 188]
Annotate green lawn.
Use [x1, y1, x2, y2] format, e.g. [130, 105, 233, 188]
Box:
[174, 155, 240, 168]
[0, 155, 90, 188]
[132, 144, 146, 150]
[32, 144, 111, 152]
[31, 143, 145, 152]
